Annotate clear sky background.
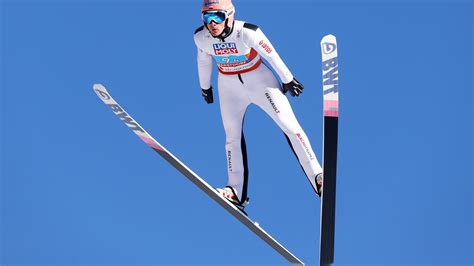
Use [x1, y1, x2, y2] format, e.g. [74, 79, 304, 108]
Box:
[1, 0, 472, 265]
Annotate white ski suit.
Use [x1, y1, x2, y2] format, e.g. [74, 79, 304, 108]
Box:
[194, 20, 322, 202]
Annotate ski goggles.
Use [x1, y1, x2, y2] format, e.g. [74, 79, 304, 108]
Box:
[202, 10, 229, 24]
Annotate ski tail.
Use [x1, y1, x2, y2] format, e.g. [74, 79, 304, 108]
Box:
[319, 34, 339, 266]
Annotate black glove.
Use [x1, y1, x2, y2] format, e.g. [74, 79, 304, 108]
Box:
[282, 78, 304, 97]
[201, 86, 214, 104]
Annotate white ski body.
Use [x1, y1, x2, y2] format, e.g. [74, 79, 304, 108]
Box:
[321, 34, 339, 118]
[93, 84, 304, 266]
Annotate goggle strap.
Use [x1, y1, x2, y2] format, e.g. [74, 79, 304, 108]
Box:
[227, 7, 235, 17]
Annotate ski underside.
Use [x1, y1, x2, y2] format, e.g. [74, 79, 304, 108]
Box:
[93, 84, 304, 265]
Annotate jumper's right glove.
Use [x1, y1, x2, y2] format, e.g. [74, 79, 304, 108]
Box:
[282, 78, 304, 97]
[202, 86, 214, 104]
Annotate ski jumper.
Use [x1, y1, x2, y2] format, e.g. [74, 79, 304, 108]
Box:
[194, 20, 323, 202]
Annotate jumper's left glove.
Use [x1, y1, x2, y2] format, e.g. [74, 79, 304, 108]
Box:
[201, 86, 214, 104]
[282, 78, 304, 97]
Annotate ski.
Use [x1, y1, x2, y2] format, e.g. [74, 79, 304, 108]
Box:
[319, 34, 339, 266]
[93, 84, 304, 266]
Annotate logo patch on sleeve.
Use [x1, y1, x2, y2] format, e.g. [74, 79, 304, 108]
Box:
[259, 40, 272, 54]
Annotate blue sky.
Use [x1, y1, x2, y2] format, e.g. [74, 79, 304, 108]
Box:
[1, 0, 472, 265]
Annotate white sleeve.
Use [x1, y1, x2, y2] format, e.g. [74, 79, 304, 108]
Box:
[195, 46, 213, 90]
[244, 27, 294, 84]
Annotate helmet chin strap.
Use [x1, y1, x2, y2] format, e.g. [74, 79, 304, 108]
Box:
[205, 19, 235, 41]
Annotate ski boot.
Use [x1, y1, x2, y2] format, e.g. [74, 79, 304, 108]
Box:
[216, 186, 249, 215]
[315, 173, 323, 197]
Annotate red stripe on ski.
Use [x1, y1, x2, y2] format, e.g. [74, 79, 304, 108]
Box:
[324, 100, 339, 117]
[139, 135, 163, 151]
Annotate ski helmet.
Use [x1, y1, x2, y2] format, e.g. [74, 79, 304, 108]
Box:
[201, 0, 235, 17]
